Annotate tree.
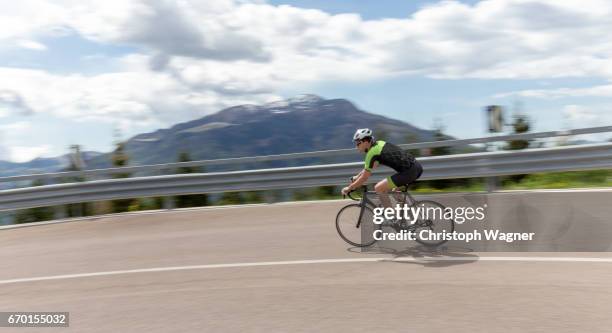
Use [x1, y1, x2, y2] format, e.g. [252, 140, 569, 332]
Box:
[111, 141, 136, 212]
[424, 120, 474, 190]
[403, 133, 421, 157]
[430, 119, 451, 156]
[429, 120, 451, 189]
[61, 145, 90, 217]
[506, 113, 531, 150]
[504, 113, 532, 184]
[174, 151, 209, 208]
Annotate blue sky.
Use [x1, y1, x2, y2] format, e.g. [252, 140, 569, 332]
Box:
[0, 0, 611, 162]
[267, 0, 480, 19]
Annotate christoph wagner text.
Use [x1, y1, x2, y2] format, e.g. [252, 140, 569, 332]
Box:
[373, 230, 535, 243]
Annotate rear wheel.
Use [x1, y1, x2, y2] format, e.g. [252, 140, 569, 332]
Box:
[335, 204, 379, 247]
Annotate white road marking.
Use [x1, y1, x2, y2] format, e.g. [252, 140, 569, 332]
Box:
[0, 258, 384, 285]
[2, 256, 612, 285]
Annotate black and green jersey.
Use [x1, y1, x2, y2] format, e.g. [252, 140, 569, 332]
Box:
[364, 140, 415, 172]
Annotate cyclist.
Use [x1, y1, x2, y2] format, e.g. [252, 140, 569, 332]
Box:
[341, 128, 423, 210]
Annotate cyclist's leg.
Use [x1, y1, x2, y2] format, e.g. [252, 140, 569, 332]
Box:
[389, 164, 422, 224]
[374, 178, 393, 208]
[375, 162, 423, 214]
[389, 162, 423, 197]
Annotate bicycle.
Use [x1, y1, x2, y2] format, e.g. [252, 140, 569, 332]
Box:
[335, 183, 455, 247]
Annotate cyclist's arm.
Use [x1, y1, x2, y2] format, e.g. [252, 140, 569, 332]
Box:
[353, 161, 378, 179]
[345, 148, 380, 193]
[348, 169, 372, 191]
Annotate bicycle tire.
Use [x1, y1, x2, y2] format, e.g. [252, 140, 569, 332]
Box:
[411, 200, 455, 247]
[335, 204, 379, 247]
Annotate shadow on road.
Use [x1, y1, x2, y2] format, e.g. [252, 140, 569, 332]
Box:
[347, 245, 479, 268]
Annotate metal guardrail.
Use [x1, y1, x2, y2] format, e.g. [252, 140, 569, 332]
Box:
[2, 125, 611, 183]
[1, 143, 611, 211]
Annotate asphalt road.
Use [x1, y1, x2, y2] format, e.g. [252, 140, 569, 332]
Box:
[1, 200, 611, 332]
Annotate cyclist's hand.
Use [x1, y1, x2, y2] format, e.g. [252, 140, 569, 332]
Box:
[341, 187, 351, 196]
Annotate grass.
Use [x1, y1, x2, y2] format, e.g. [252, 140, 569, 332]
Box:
[503, 170, 612, 190]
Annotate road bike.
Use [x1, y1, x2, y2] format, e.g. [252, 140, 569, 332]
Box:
[335, 184, 455, 247]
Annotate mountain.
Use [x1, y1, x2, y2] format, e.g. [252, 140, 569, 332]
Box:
[0, 151, 104, 178]
[1, 95, 439, 175]
[85, 95, 437, 169]
[0, 157, 66, 178]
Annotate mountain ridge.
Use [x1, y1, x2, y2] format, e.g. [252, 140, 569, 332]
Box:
[1, 95, 437, 175]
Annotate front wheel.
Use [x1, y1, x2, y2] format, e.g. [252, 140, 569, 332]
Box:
[411, 200, 455, 247]
[336, 204, 379, 247]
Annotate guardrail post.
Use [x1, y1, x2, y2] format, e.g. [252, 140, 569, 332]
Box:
[54, 206, 66, 220]
[485, 142, 499, 192]
[163, 196, 175, 210]
[0, 212, 15, 225]
[486, 177, 498, 192]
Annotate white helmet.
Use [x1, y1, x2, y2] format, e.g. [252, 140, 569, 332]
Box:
[353, 128, 373, 141]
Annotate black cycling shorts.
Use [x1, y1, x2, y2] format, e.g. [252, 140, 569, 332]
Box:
[387, 161, 423, 189]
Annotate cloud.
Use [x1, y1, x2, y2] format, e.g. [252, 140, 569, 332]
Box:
[68, 0, 270, 64]
[8, 145, 52, 163]
[0, 122, 49, 162]
[562, 104, 612, 126]
[561, 105, 612, 142]
[0, 1, 66, 40]
[494, 83, 612, 99]
[16, 39, 47, 50]
[1, 0, 612, 141]
[1, 0, 612, 80]
[0, 120, 31, 132]
[0, 89, 34, 116]
[563, 105, 599, 122]
[0, 64, 281, 132]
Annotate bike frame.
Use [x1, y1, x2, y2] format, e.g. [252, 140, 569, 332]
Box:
[339, 184, 455, 247]
[352, 186, 417, 228]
